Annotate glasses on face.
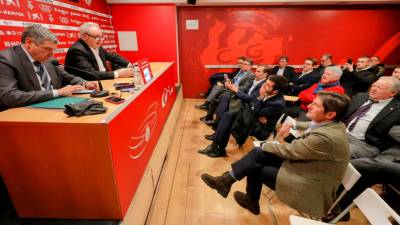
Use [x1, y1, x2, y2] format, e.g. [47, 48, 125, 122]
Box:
[86, 33, 105, 41]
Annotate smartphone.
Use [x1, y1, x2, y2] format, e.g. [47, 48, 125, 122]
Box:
[346, 58, 353, 64]
[105, 96, 125, 104]
[115, 84, 135, 90]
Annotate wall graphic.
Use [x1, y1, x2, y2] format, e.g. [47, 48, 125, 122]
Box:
[178, 6, 400, 98]
[0, 0, 115, 62]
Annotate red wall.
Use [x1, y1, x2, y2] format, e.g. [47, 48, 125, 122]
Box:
[178, 6, 400, 98]
[0, 0, 116, 62]
[110, 4, 178, 63]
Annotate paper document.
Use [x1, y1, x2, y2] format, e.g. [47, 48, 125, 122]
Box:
[283, 116, 301, 138]
[253, 141, 279, 148]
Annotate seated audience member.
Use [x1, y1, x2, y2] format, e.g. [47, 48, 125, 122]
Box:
[316, 53, 335, 76]
[392, 66, 400, 80]
[212, 65, 269, 125]
[370, 55, 385, 77]
[200, 58, 254, 125]
[343, 76, 400, 159]
[201, 92, 350, 219]
[201, 56, 245, 97]
[197, 57, 245, 110]
[286, 58, 321, 96]
[0, 25, 98, 111]
[341, 56, 377, 96]
[285, 66, 345, 120]
[323, 125, 400, 222]
[271, 56, 296, 83]
[198, 75, 286, 158]
[65, 22, 133, 80]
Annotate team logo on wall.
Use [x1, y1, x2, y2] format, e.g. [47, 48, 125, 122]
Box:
[128, 102, 158, 159]
[0, 0, 20, 7]
[39, 4, 53, 13]
[199, 9, 290, 64]
[27, 0, 33, 10]
[85, 0, 92, 6]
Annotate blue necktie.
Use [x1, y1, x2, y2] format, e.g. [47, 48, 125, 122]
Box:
[34, 61, 51, 90]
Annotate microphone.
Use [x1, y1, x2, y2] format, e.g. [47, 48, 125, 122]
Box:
[50, 59, 109, 98]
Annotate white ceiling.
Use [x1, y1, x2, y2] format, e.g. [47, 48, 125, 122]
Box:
[106, 0, 400, 5]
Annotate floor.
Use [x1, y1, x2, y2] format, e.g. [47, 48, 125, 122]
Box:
[145, 99, 377, 225]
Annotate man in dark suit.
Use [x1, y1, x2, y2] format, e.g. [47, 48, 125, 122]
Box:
[201, 92, 350, 218]
[370, 55, 385, 77]
[65, 22, 133, 80]
[198, 75, 286, 158]
[0, 25, 98, 111]
[316, 53, 335, 76]
[271, 56, 296, 83]
[343, 76, 400, 159]
[392, 66, 400, 80]
[285, 58, 321, 96]
[341, 56, 378, 96]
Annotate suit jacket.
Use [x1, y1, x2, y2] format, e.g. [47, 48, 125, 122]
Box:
[0, 45, 84, 111]
[271, 66, 296, 83]
[262, 122, 350, 218]
[228, 79, 265, 112]
[340, 69, 377, 96]
[231, 93, 285, 145]
[65, 39, 129, 80]
[286, 70, 321, 96]
[344, 93, 400, 151]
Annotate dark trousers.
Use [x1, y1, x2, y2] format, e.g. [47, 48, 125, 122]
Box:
[207, 73, 226, 95]
[215, 93, 231, 118]
[231, 147, 283, 201]
[214, 111, 239, 149]
[339, 156, 400, 209]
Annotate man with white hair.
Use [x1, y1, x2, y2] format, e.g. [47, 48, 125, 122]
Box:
[343, 76, 400, 159]
[285, 66, 345, 120]
[65, 22, 134, 80]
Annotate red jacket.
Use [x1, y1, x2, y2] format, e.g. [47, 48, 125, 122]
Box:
[298, 82, 345, 110]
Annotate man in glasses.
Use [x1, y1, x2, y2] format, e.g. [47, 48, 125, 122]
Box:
[0, 25, 98, 111]
[65, 22, 134, 80]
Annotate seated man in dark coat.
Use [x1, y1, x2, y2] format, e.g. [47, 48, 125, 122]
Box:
[392, 66, 400, 80]
[285, 58, 321, 96]
[65, 22, 134, 80]
[198, 75, 286, 158]
[271, 56, 296, 83]
[315, 53, 335, 76]
[341, 56, 378, 96]
[0, 25, 98, 111]
[370, 55, 385, 77]
[201, 92, 350, 218]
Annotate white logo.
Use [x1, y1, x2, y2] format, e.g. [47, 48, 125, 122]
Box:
[39, 4, 52, 13]
[84, 0, 92, 6]
[161, 86, 174, 108]
[59, 17, 69, 24]
[48, 14, 54, 22]
[0, 0, 20, 7]
[27, 0, 33, 10]
[0, 31, 5, 35]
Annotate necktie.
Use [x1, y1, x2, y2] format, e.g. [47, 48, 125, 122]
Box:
[33, 61, 51, 90]
[346, 100, 375, 131]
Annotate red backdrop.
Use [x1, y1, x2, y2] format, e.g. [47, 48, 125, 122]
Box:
[0, 0, 115, 62]
[110, 4, 178, 78]
[178, 6, 400, 98]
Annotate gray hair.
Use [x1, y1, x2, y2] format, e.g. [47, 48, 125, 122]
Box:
[79, 22, 100, 37]
[21, 24, 58, 44]
[378, 76, 400, 94]
[325, 66, 343, 78]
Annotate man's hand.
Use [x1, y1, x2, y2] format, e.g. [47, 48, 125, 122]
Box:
[116, 68, 134, 78]
[58, 85, 84, 96]
[227, 84, 239, 93]
[84, 81, 99, 90]
[276, 122, 292, 143]
[258, 116, 268, 124]
[344, 63, 354, 72]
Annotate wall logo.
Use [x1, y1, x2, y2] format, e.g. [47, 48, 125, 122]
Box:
[0, 0, 20, 7]
[84, 0, 92, 6]
[59, 16, 69, 24]
[128, 102, 158, 159]
[39, 4, 53, 13]
[28, 12, 43, 21]
[27, 0, 33, 10]
[161, 86, 174, 108]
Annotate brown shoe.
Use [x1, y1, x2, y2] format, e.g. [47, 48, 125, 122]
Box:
[201, 172, 235, 198]
[233, 191, 260, 215]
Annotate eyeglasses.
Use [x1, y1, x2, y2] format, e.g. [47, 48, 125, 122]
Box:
[86, 33, 105, 41]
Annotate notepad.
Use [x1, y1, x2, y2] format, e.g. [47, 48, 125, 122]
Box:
[28, 97, 89, 109]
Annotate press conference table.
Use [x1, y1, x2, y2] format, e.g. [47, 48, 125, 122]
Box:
[0, 62, 177, 219]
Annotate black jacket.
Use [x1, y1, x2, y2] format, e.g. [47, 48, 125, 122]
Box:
[344, 93, 400, 151]
[341, 69, 377, 96]
[286, 70, 321, 96]
[65, 39, 129, 80]
[271, 66, 296, 83]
